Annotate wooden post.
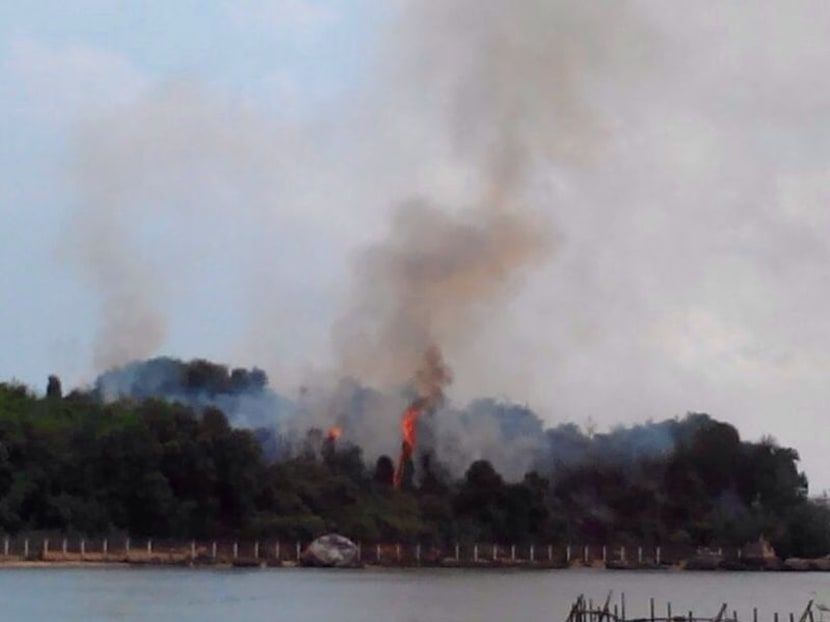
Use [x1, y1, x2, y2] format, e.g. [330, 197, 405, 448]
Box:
[3, 536, 8, 556]
[455, 543, 459, 561]
[396, 544, 401, 562]
[492, 544, 497, 561]
[275, 542, 280, 561]
[656, 546, 661, 565]
[103, 538, 108, 555]
[211, 541, 217, 560]
[511, 544, 516, 561]
[44, 538, 49, 556]
[566, 545, 571, 562]
[191, 540, 196, 559]
[638, 546, 643, 564]
[81, 539, 85, 557]
[415, 544, 421, 563]
[621, 592, 626, 621]
[775, 613, 779, 622]
[668, 603, 672, 620]
[602, 545, 607, 563]
[62, 538, 67, 555]
[530, 544, 535, 562]
[753, 609, 758, 622]
[621, 545, 626, 562]
[376, 544, 381, 562]
[233, 542, 239, 559]
[254, 541, 259, 559]
[548, 544, 552, 562]
[584, 545, 589, 563]
[295, 541, 300, 561]
[650, 598, 655, 622]
[24, 538, 29, 558]
[474, 544, 478, 562]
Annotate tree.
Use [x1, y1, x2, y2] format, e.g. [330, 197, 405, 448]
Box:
[46, 375, 62, 400]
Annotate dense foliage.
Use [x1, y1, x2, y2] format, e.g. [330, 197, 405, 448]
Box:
[0, 373, 827, 559]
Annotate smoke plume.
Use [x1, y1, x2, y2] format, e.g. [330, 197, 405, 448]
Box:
[335, 0, 642, 406]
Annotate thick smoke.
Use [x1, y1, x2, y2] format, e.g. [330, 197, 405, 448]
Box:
[333, 0, 647, 463]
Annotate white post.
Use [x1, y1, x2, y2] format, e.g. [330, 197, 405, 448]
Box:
[455, 543, 460, 561]
[147, 539, 152, 555]
[254, 541, 259, 559]
[103, 539, 108, 555]
[233, 542, 238, 559]
[511, 544, 515, 561]
[211, 541, 217, 560]
[530, 544, 535, 562]
[474, 544, 479, 562]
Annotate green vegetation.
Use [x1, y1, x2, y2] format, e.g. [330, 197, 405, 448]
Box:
[0, 377, 826, 560]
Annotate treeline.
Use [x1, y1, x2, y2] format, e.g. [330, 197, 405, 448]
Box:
[0, 375, 827, 560]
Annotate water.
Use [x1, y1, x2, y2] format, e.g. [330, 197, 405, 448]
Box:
[0, 567, 828, 622]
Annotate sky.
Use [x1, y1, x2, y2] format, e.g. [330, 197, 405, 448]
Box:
[2, 1, 830, 491]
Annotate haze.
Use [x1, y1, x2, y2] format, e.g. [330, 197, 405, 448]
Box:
[2, 1, 829, 491]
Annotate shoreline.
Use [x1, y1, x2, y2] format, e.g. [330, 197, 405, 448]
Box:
[0, 556, 827, 572]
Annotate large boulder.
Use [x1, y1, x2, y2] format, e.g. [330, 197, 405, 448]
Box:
[301, 534, 361, 568]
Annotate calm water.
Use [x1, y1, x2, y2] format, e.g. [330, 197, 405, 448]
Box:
[1, 567, 829, 622]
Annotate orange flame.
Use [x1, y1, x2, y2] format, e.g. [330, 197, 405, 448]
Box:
[393, 402, 423, 488]
[327, 425, 342, 441]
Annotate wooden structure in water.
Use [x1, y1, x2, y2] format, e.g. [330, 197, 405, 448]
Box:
[566, 593, 818, 622]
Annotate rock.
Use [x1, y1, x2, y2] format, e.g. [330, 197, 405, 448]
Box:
[685, 550, 724, 570]
[783, 558, 811, 571]
[301, 534, 361, 568]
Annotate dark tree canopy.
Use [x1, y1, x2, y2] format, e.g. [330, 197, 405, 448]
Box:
[0, 375, 824, 559]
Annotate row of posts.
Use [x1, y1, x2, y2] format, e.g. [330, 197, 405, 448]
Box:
[1, 537, 666, 564]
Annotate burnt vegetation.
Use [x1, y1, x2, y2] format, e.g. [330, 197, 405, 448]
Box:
[0, 358, 827, 560]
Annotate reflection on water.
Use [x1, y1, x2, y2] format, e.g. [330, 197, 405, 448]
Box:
[0, 567, 826, 622]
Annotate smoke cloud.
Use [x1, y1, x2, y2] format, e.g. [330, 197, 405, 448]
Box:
[333, 0, 648, 442]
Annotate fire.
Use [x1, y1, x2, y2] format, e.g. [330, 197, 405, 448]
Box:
[327, 426, 342, 441]
[393, 401, 423, 488]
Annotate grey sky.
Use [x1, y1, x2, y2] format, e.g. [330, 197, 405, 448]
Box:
[1, 1, 829, 489]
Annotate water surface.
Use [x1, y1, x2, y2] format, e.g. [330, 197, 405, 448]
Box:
[1, 567, 828, 622]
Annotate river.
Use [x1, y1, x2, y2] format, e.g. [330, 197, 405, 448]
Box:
[0, 567, 827, 622]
